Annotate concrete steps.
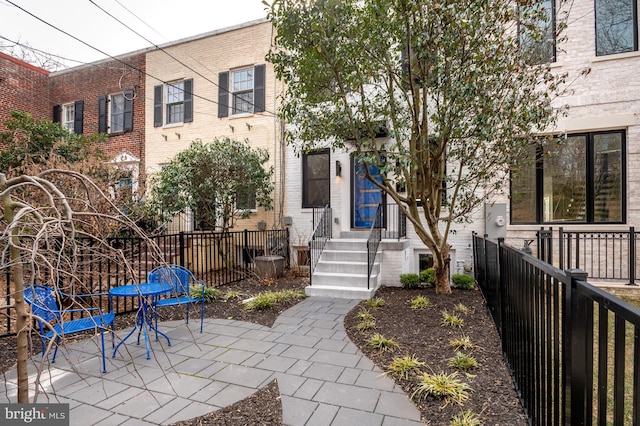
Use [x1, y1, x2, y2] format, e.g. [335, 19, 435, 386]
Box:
[306, 239, 381, 299]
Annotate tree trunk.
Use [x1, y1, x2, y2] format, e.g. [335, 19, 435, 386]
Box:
[2, 193, 29, 402]
[433, 244, 452, 295]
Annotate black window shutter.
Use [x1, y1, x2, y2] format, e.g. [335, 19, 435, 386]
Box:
[98, 95, 107, 133]
[74, 100, 84, 134]
[253, 64, 266, 113]
[218, 72, 229, 118]
[183, 79, 193, 123]
[53, 105, 61, 123]
[123, 91, 133, 131]
[154, 85, 163, 127]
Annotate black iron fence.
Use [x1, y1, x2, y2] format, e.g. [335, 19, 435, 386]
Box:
[474, 232, 640, 425]
[0, 228, 289, 338]
[537, 227, 639, 285]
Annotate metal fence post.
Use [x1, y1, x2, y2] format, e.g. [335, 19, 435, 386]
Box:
[564, 268, 589, 426]
[179, 231, 185, 268]
[629, 226, 636, 286]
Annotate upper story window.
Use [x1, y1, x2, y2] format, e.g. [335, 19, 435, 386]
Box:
[62, 103, 75, 131]
[302, 149, 331, 208]
[218, 64, 266, 118]
[236, 186, 257, 212]
[519, 0, 556, 64]
[511, 130, 626, 224]
[595, 0, 638, 56]
[53, 100, 84, 134]
[153, 79, 193, 127]
[232, 69, 254, 115]
[99, 91, 133, 134]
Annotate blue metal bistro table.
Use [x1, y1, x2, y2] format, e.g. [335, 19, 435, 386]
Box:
[109, 282, 172, 360]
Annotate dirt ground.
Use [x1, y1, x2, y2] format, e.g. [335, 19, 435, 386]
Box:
[0, 272, 528, 425]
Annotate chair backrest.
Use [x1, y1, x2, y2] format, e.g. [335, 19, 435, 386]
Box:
[148, 265, 192, 296]
[23, 284, 60, 325]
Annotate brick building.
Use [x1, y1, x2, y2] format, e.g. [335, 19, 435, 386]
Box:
[48, 53, 148, 192]
[0, 52, 49, 132]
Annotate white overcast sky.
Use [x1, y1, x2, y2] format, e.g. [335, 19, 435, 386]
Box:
[0, 0, 269, 67]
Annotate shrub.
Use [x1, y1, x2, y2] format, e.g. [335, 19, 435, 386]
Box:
[400, 273, 421, 289]
[410, 295, 431, 310]
[448, 352, 478, 371]
[388, 355, 426, 379]
[419, 268, 435, 285]
[412, 371, 471, 406]
[451, 274, 475, 290]
[365, 297, 385, 308]
[369, 333, 399, 352]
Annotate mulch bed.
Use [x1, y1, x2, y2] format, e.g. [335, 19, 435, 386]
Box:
[1, 273, 528, 425]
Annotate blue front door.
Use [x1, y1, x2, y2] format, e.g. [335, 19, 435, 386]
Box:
[352, 159, 384, 229]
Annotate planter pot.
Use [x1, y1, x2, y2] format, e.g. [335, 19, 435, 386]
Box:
[254, 255, 285, 279]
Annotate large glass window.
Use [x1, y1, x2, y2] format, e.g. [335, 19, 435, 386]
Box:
[166, 81, 185, 124]
[511, 131, 625, 224]
[302, 149, 330, 208]
[519, 0, 556, 64]
[595, 0, 638, 56]
[232, 68, 254, 115]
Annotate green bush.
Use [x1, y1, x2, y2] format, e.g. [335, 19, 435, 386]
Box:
[419, 268, 435, 285]
[400, 273, 421, 289]
[451, 274, 475, 290]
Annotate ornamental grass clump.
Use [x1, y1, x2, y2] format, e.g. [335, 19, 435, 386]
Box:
[369, 333, 399, 352]
[449, 336, 478, 352]
[410, 295, 431, 310]
[243, 289, 304, 311]
[365, 297, 385, 308]
[190, 284, 222, 302]
[448, 352, 478, 371]
[387, 355, 426, 379]
[442, 310, 465, 328]
[412, 371, 471, 406]
[450, 409, 483, 426]
[454, 303, 469, 315]
[356, 318, 376, 332]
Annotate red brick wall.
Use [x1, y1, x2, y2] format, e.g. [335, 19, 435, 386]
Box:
[48, 54, 147, 184]
[0, 52, 50, 132]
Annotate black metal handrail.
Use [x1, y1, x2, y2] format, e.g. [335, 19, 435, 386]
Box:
[366, 204, 383, 289]
[474, 232, 640, 425]
[309, 205, 332, 285]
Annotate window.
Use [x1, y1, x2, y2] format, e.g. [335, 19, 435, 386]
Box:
[153, 79, 193, 127]
[217, 65, 266, 118]
[232, 69, 254, 115]
[595, 0, 638, 56]
[511, 130, 625, 224]
[236, 186, 256, 211]
[62, 103, 74, 131]
[519, 0, 556, 64]
[111, 94, 126, 133]
[302, 149, 331, 208]
[53, 100, 83, 134]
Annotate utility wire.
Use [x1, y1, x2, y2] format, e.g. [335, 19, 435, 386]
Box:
[5, 0, 277, 117]
[89, 0, 277, 117]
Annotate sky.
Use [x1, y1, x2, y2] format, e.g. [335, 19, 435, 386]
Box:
[0, 0, 269, 68]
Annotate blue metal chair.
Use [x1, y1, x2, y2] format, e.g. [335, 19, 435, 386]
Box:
[147, 265, 206, 333]
[23, 284, 115, 373]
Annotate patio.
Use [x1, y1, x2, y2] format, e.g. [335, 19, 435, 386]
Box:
[2, 297, 423, 426]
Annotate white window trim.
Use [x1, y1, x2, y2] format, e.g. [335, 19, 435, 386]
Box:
[108, 93, 125, 134]
[165, 80, 185, 125]
[62, 103, 74, 131]
[231, 68, 254, 116]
